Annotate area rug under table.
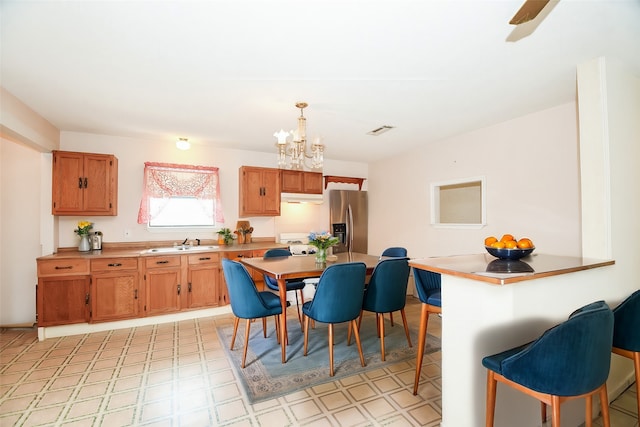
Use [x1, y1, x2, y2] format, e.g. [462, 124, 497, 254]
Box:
[216, 313, 441, 403]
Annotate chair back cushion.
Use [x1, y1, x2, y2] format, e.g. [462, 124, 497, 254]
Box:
[362, 258, 410, 313]
[500, 300, 614, 396]
[263, 248, 292, 290]
[381, 247, 408, 257]
[221, 258, 281, 319]
[412, 267, 442, 307]
[303, 262, 366, 323]
[613, 289, 640, 351]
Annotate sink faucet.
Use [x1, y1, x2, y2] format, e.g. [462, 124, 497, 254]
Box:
[182, 238, 189, 245]
[195, 238, 201, 246]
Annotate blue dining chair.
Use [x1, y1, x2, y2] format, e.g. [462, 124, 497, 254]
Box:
[263, 248, 307, 328]
[612, 289, 640, 423]
[412, 267, 442, 395]
[221, 258, 283, 368]
[381, 247, 408, 257]
[302, 262, 367, 376]
[356, 257, 412, 361]
[482, 301, 614, 427]
[378, 247, 408, 327]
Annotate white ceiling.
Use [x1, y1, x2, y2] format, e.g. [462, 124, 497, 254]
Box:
[2, 1, 639, 164]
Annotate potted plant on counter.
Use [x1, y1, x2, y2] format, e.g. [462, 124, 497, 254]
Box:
[217, 228, 234, 245]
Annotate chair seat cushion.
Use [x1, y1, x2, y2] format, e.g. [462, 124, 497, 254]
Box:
[259, 291, 284, 311]
[481, 342, 532, 373]
[426, 290, 442, 307]
[265, 279, 306, 292]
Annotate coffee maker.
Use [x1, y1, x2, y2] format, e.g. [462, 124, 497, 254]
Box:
[91, 231, 103, 250]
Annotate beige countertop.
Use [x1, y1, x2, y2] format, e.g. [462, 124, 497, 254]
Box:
[409, 252, 614, 285]
[37, 240, 288, 260]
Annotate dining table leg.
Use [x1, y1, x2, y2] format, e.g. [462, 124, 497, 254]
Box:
[278, 277, 288, 363]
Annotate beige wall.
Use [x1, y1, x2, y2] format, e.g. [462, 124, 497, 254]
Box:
[368, 102, 582, 258]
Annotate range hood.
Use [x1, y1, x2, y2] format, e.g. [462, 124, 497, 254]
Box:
[281, 192, 324, 204]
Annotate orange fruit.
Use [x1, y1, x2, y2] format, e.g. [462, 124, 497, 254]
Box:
[504, 240, 517, 249]
[500, 234, 515, 242]
[517, 238, 533, 249]
[490, 241, 505, 249]
[484, 236, 497, 246]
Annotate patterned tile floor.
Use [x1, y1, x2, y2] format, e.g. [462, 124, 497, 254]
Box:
[0, 296, 637, 426]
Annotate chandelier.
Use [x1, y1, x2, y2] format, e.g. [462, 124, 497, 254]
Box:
[273, 102, 324, 170]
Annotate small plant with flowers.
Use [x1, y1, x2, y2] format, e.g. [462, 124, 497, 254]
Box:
[308, 231, 340, 250]
[74, 220, 93, 236]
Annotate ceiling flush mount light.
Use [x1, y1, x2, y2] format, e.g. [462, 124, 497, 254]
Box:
[176, 137, 190, 150]
[273, 102, 324, 171]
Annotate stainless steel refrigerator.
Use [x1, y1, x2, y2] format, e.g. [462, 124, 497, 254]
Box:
[329, 190, 368, 254]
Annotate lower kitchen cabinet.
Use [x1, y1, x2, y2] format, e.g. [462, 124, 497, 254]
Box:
[144, 256, 182, 316]
[219, 249, 266, 305]
[90, 258, 141, 322]
[37, 276, 90, 326]
[186, 253, 219, 309]
[36, 258, 90, 326]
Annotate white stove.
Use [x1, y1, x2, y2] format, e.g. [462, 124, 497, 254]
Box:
[279, 232, 316, 256]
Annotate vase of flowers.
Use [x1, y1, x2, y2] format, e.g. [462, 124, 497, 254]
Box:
[74, 220, 93, 252]
[308, 231, 340, 265]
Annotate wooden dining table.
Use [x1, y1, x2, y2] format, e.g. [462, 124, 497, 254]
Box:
[239, 252, 383, 363]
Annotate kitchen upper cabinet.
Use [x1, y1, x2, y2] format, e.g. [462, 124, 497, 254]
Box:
[52, 150, 118, 216]
[90, 258, 141, 323]
[186, 253, 219, 309]
[239, 166, 281, 217]
[36, 258, 90, 326]
[144, 256, 182, 316]
[281, 170, 323, 194]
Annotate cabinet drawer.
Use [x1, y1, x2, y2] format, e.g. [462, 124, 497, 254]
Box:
[144, 256, 181, 269]
[38, 259, 90, 276]
[188, 253, 219, 265]
[223, 250, 253, 260]
[91, 258, 138, 272]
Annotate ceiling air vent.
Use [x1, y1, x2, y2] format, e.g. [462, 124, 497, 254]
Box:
[367, 125, 394, 136]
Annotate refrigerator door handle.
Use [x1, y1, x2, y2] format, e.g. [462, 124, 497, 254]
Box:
[347, 204, 354, 255]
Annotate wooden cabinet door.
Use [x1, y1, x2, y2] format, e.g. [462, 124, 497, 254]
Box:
[187, 266, 218, 308]
[186, 254, 219, 309]
[90, 272, 139, 322]
[303, 172, 323, 194]
[83, 153, 116, 214]
[52, 151, 84, 213]
[145, 268, 182, 315]
[281, 170, 303, 193]
[144, 256, 182, 315]
[239, 166, 281, 216]
[37, 276, 89, 326]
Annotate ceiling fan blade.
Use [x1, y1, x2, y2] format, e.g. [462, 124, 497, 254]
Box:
[509, 0, 551, 25]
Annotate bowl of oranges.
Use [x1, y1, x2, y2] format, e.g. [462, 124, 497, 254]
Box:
[484, 234, 535, 260]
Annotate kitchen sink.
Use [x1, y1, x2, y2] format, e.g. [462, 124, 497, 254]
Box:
[141, 245, 219, 254]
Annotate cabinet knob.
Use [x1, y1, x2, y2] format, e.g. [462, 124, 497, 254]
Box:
[177, 284, 181, 295]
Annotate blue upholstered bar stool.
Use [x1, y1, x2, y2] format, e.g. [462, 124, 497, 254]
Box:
[612, 289, 640, 423]
[221, 258, 283, 368]
[482, 301, 614, 427]
[381, 247, 408, 257]
[412, 268, 441, 395]
[302, 262, 367, 376]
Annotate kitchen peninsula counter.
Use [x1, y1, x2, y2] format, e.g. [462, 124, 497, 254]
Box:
[409, 253, 615, 427]
[409, 252, 614, 285]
